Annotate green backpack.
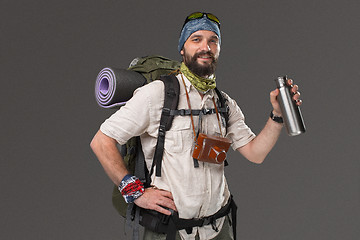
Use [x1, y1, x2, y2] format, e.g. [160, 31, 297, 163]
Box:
[128, 55, 181, 83]
[111, 55, 181, 217]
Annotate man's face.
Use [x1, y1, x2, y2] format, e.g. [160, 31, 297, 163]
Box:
[180, 30, 220, 77]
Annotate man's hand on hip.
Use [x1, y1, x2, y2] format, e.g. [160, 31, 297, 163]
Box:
[134, 187, 177, 215]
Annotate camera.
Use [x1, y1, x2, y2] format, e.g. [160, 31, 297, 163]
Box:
[192, 133, 231, 164]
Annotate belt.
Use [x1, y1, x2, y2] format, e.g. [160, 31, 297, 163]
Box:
[165, 196, 237, 240]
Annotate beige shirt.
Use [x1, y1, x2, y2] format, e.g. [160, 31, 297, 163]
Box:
[100, 73, 255, 239]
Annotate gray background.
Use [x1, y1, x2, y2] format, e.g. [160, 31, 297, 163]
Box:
[1, 0, 359, 239]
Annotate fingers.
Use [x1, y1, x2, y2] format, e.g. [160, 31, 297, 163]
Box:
[286, 78, 293, 87]
[134, 188, 177, 216]
[287, 79, 302, 106]
[270, 88, 279, 103]
[156, 190, 177, 212]
[295, 99, 302, 106]
[291, 86, 302, 106]
[153, 205, 173, 215]
[160, 189, 174, 200]
[269, 89, 281, 115]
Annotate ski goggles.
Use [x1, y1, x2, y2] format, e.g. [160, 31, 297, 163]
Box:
[183, 12, 221, 28]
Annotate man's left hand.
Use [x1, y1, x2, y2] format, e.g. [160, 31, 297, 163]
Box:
[270, 78, 302, 116]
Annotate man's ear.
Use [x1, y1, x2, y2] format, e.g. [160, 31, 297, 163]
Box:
[180, 49, 184, 56]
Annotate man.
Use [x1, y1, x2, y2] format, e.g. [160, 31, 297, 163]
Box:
[91, 12, 301, 240]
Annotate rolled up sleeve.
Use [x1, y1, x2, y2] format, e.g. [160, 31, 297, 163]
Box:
[100, 84, 153, 145]
[222, 92, 256, 150]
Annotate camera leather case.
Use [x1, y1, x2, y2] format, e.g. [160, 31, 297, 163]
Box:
[192, 133, 231, 164]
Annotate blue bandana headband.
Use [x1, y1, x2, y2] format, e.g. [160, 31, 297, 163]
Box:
[178, 16, 221, 53]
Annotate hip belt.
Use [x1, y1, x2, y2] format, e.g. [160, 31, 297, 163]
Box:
[137, 195, 237, 240]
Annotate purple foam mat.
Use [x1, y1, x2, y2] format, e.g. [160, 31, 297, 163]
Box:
[95, 67, 146, 109]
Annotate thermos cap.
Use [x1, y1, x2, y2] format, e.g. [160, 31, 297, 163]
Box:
[275, 76, 286, 88]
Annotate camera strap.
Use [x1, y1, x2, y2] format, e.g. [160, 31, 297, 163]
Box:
[180, 74, 198, 139]
[180, 74, 224, 139]
[180, 74, 225, 135]
[212, 97, 224, 137]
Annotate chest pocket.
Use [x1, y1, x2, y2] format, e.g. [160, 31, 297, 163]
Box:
[201, 114, 227, 137]
[164, 116, 193, 153]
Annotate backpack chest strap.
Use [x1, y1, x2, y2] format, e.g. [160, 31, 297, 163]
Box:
[163, 107, 228, 116]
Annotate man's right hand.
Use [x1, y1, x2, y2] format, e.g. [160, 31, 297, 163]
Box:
[134, 187, 177, 215]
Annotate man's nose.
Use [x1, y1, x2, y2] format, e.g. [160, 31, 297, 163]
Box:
[199, 40, 211, 51]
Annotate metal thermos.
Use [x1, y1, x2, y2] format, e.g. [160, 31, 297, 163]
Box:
[275, 76, 306, 136]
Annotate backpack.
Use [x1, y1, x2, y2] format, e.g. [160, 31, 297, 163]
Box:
[128, 55, 182, 83]
[106, 55, 230, 219]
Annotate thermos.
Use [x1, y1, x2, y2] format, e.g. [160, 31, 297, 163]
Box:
[275, 76, 306, 136]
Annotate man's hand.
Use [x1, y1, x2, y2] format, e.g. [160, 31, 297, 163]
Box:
[238, 78, 303, 163]
[270, 78, 302, 116]
[134, 187, 177, 215]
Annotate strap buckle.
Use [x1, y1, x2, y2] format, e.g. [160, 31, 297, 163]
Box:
[201, 108, 212, 115]
[202, 216, 214, 226]
[202, 216, 219, 232]
[158, 125, 166, 137]
[179, 109, 186, 116]
[162, 108, 171, 115]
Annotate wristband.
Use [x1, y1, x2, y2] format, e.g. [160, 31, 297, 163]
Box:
[270, 111, 283, 124]
[118, 174, 145, 203]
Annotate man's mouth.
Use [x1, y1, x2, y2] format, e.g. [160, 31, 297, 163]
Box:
[196, 52, 213, 61]
[197, 53, 213, 62]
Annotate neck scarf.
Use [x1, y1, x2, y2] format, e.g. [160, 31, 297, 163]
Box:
[180, 62, 216, 93]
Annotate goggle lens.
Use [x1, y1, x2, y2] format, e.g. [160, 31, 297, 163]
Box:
[205, 13, 220, 25]
[184, 12, 220, 28]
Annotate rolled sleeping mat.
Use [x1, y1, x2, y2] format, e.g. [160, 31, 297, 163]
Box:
[95, 67, 147, 108]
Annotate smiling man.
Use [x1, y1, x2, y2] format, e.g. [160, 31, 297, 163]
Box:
[181, 30, 220, 78]
[91, 12, 301, 240]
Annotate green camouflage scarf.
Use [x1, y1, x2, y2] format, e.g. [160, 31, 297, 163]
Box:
[180, 62, 216, 93]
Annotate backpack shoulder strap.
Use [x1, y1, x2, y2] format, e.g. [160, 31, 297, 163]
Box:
[214, 87, 230, 167]
[160, 74, 180, 130]
[151, 74, 180, 177]
[214, 87, 229, 129]
[133, 136, 151, 187]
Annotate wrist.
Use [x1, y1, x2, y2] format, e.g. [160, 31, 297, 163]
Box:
[118, 175, 145, 203]
[270, 111, 283, 124]
[271, 109, 282, 117]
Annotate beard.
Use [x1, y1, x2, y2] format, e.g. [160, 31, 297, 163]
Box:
[183, 50, 218, 77]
